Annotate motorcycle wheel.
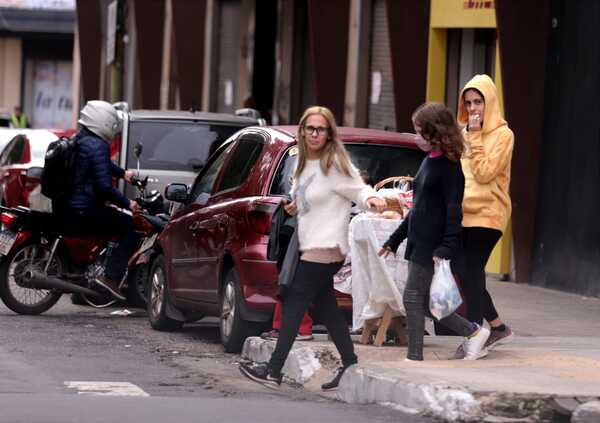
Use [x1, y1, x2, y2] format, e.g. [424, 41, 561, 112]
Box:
[147, 255, 183, 331]
[0, 240, 63, 315]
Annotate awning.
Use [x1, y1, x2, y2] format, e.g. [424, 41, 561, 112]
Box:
[0, 7, 75, 34]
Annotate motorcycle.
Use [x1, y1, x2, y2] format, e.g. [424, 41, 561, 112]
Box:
[0, 175, 168, 314]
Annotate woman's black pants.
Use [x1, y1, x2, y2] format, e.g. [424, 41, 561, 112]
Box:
[268, 260, 357, 374]
[461, 227, 502, 325]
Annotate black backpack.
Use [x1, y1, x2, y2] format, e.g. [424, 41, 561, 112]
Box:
[41, 135, 80, 200]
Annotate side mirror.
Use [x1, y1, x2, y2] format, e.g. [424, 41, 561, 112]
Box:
[165, 183, 189, 203]
[133, 142, 143, 158]
[26, 166, 43, 180]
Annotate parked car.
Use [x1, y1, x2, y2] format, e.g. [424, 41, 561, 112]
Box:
[0, 129, 75, 211]
[147, 126, 425, 352]
[115, 107, 262, 201]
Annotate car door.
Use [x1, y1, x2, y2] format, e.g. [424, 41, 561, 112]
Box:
[187, 133, 266, 303]
[168, 143, 233, 300]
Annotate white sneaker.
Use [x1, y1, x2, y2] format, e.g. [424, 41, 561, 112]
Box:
[462, 326, 490, 360]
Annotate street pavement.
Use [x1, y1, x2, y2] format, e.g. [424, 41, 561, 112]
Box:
[0, 296, 435, 423]
[243, 278, 600, 422]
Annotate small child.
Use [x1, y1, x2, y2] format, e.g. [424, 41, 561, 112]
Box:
[379, 102, 490, 361]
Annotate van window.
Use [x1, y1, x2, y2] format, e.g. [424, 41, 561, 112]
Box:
[126, 121, 244, 172]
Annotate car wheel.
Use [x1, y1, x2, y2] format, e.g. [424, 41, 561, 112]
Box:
[147, 255, 183, 331]
[220, 268, 261, 353]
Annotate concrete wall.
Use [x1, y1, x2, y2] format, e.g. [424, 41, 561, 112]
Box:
[0, 37, 23, 111]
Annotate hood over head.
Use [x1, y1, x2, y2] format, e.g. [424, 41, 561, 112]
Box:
[78, 100, 122, 142]
[458, 74, 506, 133]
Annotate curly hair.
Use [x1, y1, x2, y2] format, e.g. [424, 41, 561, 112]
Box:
[412, 102, 464, 162]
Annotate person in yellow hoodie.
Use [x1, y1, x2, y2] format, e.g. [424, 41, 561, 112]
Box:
[456, 74, 514, 355]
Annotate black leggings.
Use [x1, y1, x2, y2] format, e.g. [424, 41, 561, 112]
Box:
[461, 227, 502, 325]
[268, 260, 357, 374]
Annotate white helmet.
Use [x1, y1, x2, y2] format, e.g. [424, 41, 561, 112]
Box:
[78, 100, 122, 142]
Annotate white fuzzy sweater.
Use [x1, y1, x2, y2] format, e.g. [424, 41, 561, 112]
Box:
[291, 159, 378, 255]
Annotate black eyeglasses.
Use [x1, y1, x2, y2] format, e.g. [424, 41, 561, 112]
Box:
[304, 125, 330, 136]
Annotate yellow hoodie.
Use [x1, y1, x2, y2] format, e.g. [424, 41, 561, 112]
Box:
[458, 74, 514, 233]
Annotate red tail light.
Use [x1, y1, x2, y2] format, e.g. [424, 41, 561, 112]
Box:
[247, 202, 275, 235]
[1, 212, 18, 228]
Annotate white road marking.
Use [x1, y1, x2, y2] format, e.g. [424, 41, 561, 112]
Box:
[65, 381, 150, 397]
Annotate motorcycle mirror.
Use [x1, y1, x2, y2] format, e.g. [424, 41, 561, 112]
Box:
[133, 142, 143, 158]
[26, 166, 43, 180]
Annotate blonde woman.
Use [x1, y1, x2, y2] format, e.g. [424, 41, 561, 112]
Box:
[240, 106, 385, 390]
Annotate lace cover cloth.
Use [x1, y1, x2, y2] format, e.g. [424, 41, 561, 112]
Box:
[336, 213, 408, 331]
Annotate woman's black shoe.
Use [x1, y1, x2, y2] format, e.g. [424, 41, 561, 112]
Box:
[321, 365, 352, 391]
[239, 362, 282, 389]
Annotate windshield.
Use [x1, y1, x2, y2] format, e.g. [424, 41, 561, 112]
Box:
[126, 120, 246, 172]
[270, 143, 425, 196]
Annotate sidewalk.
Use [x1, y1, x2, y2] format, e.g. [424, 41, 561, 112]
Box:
[241, 278, 600, 422]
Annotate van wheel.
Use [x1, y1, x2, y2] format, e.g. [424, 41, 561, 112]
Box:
[147, 255, 183, 331]
[220, 268, 260, 353]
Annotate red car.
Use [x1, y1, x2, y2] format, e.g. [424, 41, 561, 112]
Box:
[0, 129, 75, 211]
[148, 126, 424, 352]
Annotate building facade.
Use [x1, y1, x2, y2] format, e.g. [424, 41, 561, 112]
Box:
[75, 0, 599, 298]
[0, 0, 75, 128]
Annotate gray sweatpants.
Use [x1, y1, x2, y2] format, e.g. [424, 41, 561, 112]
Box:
[404, 261, 477, 360]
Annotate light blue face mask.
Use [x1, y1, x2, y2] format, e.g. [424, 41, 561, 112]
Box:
[414, 134, 432, 152]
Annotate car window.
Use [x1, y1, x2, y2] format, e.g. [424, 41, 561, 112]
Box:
[217, 134, 264, 192]
[0, 139, 14, 166]
[190, 143, 233, 203]
[2, 136, 26, 166]
[269, 143, 425, 196]
[126, 121, 245, 172]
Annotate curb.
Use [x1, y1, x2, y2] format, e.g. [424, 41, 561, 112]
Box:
[241, 337, 322, 384]
[240, 337, 600, 422]
[337, 366, 483, 422]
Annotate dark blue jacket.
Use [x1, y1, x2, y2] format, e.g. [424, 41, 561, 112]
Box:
[62, 127, 130, 211]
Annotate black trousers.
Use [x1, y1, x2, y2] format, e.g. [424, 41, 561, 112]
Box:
[268, 260, 357, 374]
[60, 206, 140, 282]
[460, 227, 502, 325]
[404, 262, 477, 360]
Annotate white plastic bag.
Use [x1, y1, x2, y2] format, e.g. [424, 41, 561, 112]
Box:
[429, 259, 462, 320]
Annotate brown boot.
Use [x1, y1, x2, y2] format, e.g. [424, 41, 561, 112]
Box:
[94, 275, 126, 301]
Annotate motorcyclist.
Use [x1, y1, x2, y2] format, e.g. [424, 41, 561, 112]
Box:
[53, 100, 140, 300]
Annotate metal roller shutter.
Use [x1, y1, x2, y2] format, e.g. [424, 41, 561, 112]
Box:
[367, 0, 395, 130]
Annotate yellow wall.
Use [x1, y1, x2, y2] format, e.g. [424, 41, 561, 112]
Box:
[430, 0, 496, 28]
[0, 37, 22, 112]
[426, 0, 512, 276]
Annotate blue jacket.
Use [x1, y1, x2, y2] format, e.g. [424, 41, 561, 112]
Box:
[64, 127, 130, 211]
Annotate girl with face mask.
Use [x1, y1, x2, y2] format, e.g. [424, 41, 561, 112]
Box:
[379, 102, 490, 361]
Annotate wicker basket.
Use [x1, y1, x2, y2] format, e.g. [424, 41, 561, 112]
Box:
[374, 176, 414, 217]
